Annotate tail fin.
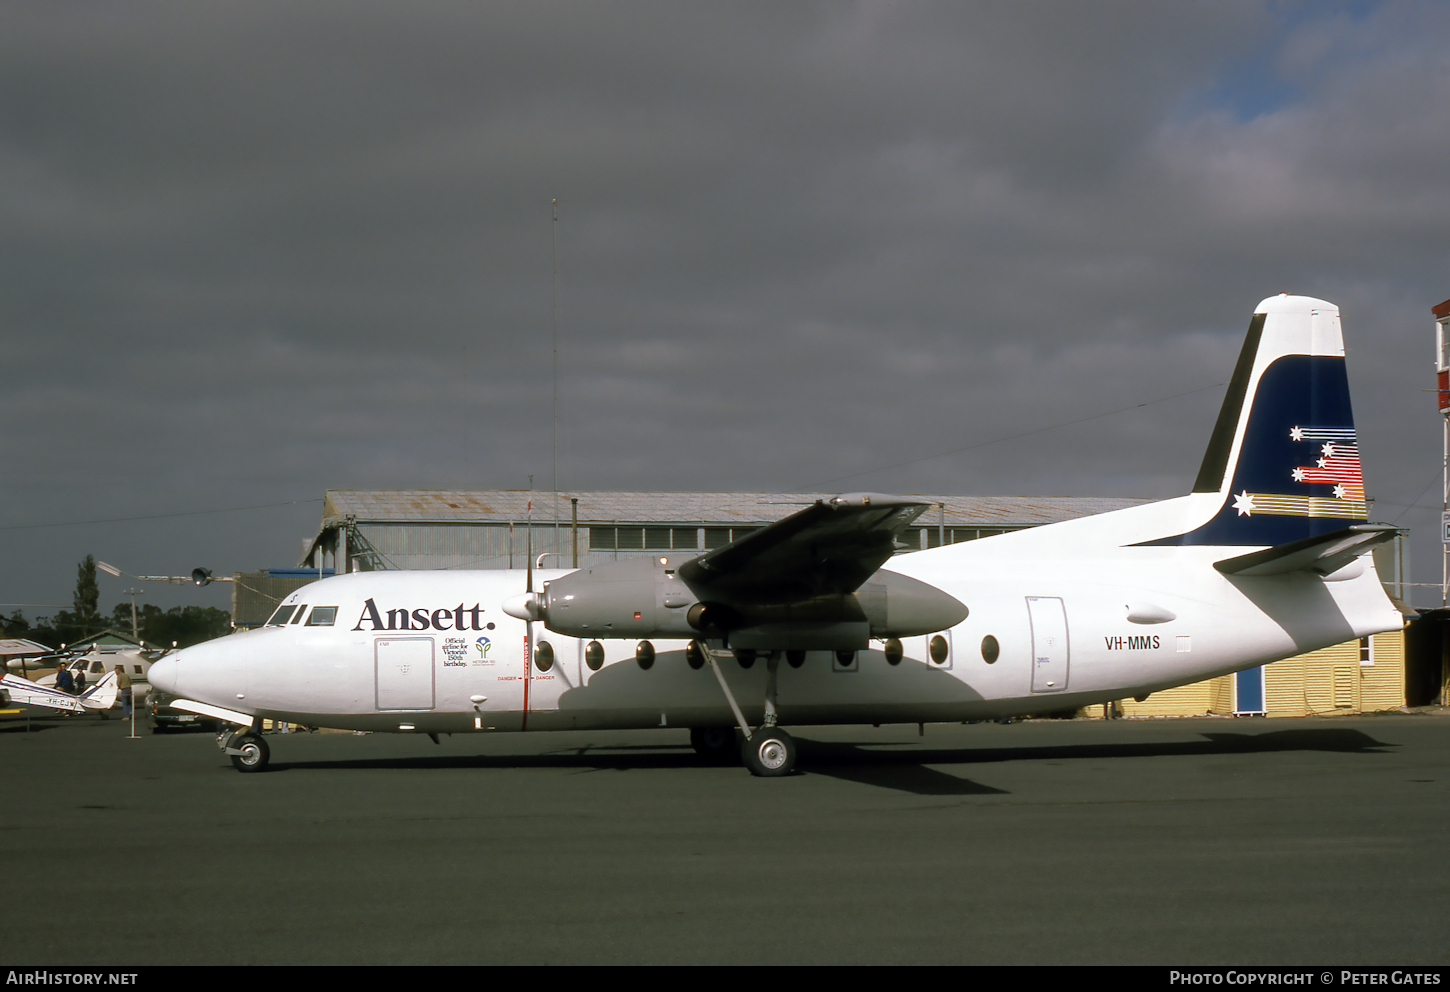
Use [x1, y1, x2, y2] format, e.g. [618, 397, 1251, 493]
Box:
[1159, 294, 1368, 547]
[80, 672, 118, 711]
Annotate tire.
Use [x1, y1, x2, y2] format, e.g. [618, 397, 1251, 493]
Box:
[741, 727, 796, 778]
[689, 725, 737, 762]
[229, 733, 271, 773]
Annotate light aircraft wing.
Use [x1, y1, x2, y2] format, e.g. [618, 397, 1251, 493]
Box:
[0, 672, 117, 714]
[678, 493, 930, 603]
[1213, 523, 1401, 577]
[1, 673, 85, 714]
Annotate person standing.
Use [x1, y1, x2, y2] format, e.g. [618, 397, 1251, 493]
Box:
[54, 662, 74, 694]
[114, 664, 132, 720]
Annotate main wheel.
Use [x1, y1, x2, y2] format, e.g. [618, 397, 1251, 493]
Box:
[690, 725, 738, 763]
[229, 733, 271, 773]
[741, 727, 796, 777]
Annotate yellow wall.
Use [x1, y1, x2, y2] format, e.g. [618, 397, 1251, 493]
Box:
[1115, 630, 1404, 718]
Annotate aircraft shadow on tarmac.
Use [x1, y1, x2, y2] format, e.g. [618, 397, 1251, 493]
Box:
[0, 715, 111, 733]
[265, 726, 1396, 797]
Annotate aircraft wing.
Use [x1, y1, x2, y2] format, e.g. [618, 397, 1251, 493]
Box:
[678, 493, 930, 604]
[0, 673, 85, 714]
[1213, 523, 1401, 577]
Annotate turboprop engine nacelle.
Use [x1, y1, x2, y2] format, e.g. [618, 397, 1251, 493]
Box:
[503, 554, 969, 650]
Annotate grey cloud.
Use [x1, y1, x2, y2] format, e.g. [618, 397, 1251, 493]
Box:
[3, 1, 1449, 612]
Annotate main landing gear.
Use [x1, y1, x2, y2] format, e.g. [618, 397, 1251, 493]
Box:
[220, 729, 270, 773]
[741, 726, 796, 778]
[695, 640, 800, 777]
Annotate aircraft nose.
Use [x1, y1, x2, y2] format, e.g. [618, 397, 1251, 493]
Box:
[148, 653, 180, 693]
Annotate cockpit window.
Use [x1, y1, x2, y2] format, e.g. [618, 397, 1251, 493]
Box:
[289, 605, 308, 624]
[266, 605, 296, 626]
[305, 607, 337, 627]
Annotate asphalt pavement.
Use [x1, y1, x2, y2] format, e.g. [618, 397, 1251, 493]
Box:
[2, 708, 1446, 965]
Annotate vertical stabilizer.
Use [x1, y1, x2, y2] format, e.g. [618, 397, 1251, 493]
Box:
[1158, 295, 1366, 547]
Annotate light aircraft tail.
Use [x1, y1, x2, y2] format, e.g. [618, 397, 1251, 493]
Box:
[79, 672, 118, 711]
[1145, 294, 1390, 557]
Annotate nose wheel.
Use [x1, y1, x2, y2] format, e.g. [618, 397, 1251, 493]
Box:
[223, 731, 271, 773]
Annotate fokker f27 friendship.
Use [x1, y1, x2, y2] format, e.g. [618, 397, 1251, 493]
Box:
[149, 295, 1404, 776]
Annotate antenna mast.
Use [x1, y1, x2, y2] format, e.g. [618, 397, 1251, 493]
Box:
[551, 198, 560, 554]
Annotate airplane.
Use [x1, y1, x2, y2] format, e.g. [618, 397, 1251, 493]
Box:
[43, 647, 155, 696]
[0, 671, 119, 717]
[147, 294, 1404, 776]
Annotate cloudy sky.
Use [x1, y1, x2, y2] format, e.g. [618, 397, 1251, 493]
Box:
[4, 0, 1449, 620]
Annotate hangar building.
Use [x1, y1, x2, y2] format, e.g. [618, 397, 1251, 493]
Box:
[295, 489, 1150, 576]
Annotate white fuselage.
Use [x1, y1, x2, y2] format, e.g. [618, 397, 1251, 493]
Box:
[152, 493, 1402, 735]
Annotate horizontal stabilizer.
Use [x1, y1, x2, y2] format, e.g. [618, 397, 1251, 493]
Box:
[1213, 524, 1400, 577]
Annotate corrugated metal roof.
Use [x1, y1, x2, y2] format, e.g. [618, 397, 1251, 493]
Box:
[322, 490, 1150, 527]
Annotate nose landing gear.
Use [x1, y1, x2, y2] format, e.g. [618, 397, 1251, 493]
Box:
[219, 729, 271, 773]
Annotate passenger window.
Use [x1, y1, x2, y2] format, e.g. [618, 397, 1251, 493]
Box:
[306, 607, 338, 627]
[266, 605, 296, 626]
[133, 665, 143, 675]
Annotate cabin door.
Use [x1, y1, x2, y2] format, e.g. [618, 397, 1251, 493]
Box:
[375, 636, 436, 710]
[1027, 596, 1070, 693]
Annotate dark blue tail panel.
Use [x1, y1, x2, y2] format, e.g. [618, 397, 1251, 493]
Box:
[1150, 355, 1365, 547]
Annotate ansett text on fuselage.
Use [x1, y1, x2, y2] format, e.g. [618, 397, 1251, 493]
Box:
[352, 599, 490, 632]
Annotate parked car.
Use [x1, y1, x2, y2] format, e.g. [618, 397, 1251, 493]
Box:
[145, 689, 218, 733]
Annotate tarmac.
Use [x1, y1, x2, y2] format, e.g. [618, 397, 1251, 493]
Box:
[2, 707, 1446, 966]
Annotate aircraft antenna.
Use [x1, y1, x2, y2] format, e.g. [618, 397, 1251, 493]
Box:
[551, 199, 560, 558]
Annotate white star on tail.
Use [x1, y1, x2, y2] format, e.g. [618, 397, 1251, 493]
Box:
[1233, 491, 1256, 516]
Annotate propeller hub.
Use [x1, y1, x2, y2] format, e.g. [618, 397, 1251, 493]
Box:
[502, 592, 545, 622]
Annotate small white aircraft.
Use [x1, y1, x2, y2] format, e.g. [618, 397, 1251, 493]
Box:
[0, 672, 119, 716]
[49, 647, 153, 695]
[149, 294, 1403, 776]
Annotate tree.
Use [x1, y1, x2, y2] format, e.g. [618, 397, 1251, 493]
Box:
[2, 609, 31, 639]
[106, 602, 232, 648]
[72, 555, 100, 638]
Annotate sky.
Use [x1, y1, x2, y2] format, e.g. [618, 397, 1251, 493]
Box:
[4, 0, 1450, 620]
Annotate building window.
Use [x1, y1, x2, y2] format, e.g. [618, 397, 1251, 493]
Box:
[592, 526, 700, 551]
[917, 526, 1023, 548]
[1359, 636, 1374, 667]
[704, 526, 761, 549]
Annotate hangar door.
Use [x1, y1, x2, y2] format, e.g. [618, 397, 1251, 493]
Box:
[376, 637, 436, 710]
